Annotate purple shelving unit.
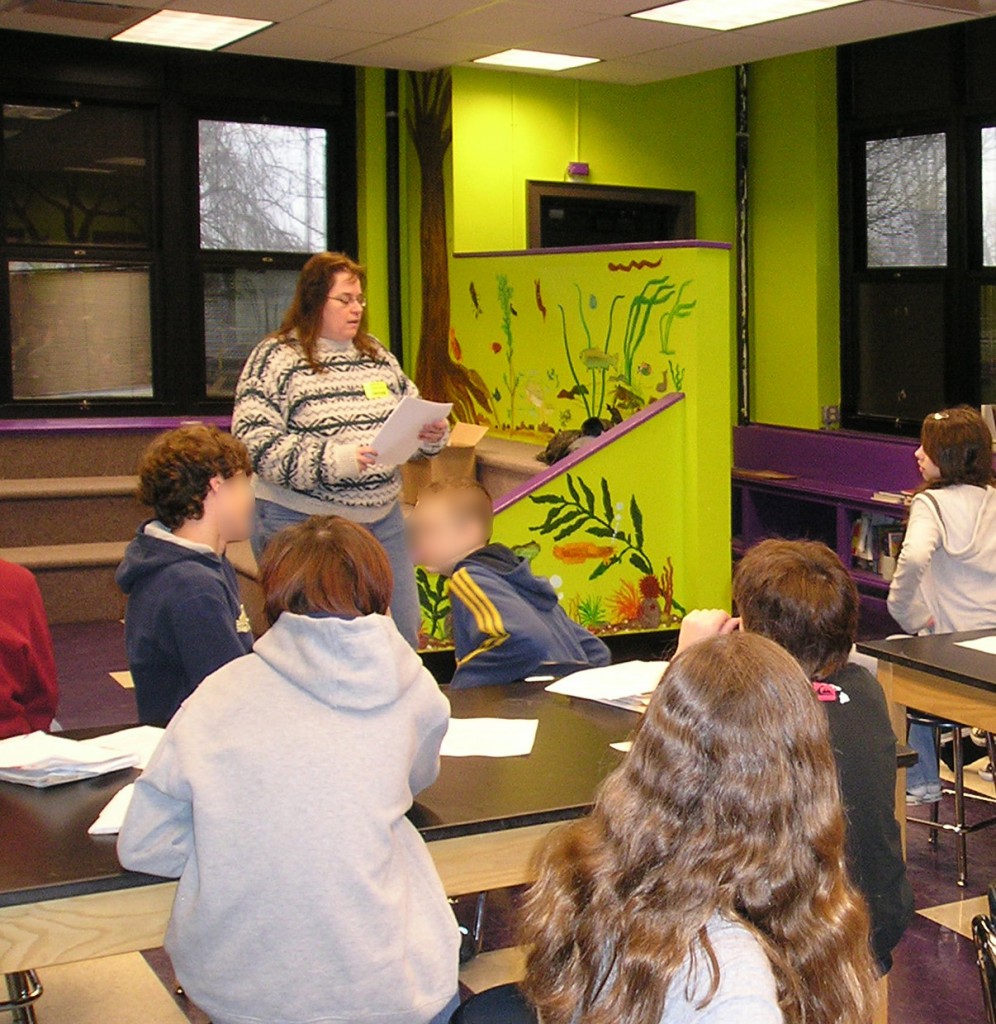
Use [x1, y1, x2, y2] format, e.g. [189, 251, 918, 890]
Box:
[732, 424, 923, 640]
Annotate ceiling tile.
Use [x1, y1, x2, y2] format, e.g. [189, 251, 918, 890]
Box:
[295, 0, 493, 36]
[222, 20, 389, 58]
[560, 57, 681, 83]
[336, 33, 482, 69]
[410, 1, 606, 46]
[538, 15, 713, 60]
[0, 11, 119, 37]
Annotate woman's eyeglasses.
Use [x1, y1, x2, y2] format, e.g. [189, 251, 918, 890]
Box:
[328, 294, 367, 308]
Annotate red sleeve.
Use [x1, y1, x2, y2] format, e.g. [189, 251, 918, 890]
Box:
[0, 563, 58, 738]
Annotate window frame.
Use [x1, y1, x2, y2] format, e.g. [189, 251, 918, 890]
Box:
[0, 30, 356, 419]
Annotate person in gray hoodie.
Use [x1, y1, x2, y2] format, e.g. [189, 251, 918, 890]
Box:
[888, 406, 996, 802]
[117, 515, 459, 1024]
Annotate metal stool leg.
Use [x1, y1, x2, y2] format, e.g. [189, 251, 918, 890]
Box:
[2, 971, 42, 1024]
[929, 725, 942, 844]
[954, 726, 968, 887]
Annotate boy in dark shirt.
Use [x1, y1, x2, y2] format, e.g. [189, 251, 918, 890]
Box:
[116, 425, 256, 725]
[408, 480, 610, 688]
[677, 538, 913, 973]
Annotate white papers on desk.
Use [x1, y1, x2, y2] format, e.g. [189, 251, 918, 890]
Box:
[545, 660, 667, 713]
[955, 635, 996, 656]
[441, 718, 538, 758]
[371, 396, 452, 467]
[0, 726, 164, 788]
[88, 783, 136, 836]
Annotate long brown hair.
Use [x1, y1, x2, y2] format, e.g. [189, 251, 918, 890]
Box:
[520, 633, 877, 1024]
[921, 406, 996, 489]
[275, 252, 385, 372]
[259, 515, 393, 626]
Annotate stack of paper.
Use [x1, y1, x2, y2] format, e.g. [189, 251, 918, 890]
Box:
[545, 660, 667, 713]
[88, 783, 136, 836]
[0, 727, 163, 788]
[371, 396, 453, 467]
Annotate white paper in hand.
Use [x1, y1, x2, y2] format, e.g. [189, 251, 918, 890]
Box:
[371, 396, 452, 467]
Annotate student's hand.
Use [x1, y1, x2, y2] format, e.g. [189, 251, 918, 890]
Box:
[419, 419, 448, 444]
[356, 446, 378, 471]
[676, 609, 740, 654]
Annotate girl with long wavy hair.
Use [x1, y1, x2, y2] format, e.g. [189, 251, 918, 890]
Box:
[454, 631, 878, 1024]
[232, 252, 449, 649]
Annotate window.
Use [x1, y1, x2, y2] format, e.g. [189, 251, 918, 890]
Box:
[865, 134, 947, 268]
[9, 261, 152, 399]
[197, 118, 329, 397]
[198, 120, 327, 253]
[0, 30, 355, 417]
[837, 22, 996, 433]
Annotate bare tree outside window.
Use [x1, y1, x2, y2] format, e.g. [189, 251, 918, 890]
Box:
[982, 128, 996, 266]
[199, 120, 327, 252]
[866, 133, 947, 267]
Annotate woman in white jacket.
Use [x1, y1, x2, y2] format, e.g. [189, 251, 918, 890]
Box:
[888, 407, 996, 803]
[117, 515, 459, 1024]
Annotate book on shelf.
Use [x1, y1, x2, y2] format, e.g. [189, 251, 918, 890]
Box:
[851, 512, 905, 575]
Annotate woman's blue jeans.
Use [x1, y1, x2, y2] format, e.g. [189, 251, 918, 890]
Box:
[252, 499, 421, 650]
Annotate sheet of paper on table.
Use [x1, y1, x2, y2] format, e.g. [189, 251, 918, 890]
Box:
[370, 396, 453, 467]
[441, 717, 539, 758]
[955, 635, 996, 656]
[88, 783, 136, 836]
[545, 660, 667, 713]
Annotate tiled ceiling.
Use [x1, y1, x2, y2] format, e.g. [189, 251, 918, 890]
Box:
[0, 0, 995, 82]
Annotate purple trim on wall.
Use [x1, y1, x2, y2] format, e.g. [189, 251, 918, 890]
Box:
[732, 423, 922, 493]
[454, 240, 732, 260]
[0, 415, 232, 434]
[493, 393, 685, 514]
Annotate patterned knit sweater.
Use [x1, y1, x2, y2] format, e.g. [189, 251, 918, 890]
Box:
[232, 335, 448, 521]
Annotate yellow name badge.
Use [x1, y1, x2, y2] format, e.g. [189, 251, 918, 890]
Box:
[364, 380, 391, 400]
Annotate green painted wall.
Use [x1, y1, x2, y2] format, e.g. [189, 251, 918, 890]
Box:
[450, 66, 736, 254]
[749, 49, 841, 428]
[355, 68, 391, 347]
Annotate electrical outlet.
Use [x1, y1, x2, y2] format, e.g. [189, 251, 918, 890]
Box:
[821, 404, 841, 429]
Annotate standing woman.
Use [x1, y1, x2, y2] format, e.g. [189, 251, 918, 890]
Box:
[232, 252, 448, 649]
[888, 406, 996, 802]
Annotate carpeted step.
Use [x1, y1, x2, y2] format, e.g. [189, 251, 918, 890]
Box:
[1, 541, 127, 624]
[0, 475, 145, 547]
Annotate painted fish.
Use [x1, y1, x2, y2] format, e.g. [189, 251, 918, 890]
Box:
[613, 384, 643, 410]
[510, 303, 518, 317]
[449, 327, 462, 362]
[553, 541, 616, 565]
[511, 540, 541, 562]
[579, 348, 618, 371]
[492, 341, 502, 354]
[525, 379, 544, 409]
[557, 384, 589, 399]
[588, 294, 598, 309]
[535, 279, 547, 321]
[637, 362, 652, 377]
[492, 387, 502, 402]
[470, 281, 482, 318]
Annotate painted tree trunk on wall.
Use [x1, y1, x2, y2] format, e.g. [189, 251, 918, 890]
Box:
[407, 70, 492, 423]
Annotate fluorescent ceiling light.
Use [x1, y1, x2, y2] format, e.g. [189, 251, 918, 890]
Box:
[112, 10, 271, 51]
[630, 0, 863, 31]
[474, 48, 599, 71]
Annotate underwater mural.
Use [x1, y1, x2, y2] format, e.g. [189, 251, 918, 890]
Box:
[443, 245, 708, 441]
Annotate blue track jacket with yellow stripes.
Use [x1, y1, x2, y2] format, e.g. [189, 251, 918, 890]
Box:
[447, 543, 611, 689]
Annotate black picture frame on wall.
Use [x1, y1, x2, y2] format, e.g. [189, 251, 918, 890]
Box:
[526, 181, 696, 250]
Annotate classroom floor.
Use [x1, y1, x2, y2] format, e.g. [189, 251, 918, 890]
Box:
[17, 620, 993, 1024]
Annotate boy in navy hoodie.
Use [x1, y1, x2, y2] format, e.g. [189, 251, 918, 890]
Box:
[116, 425, 256, 725]
[409, 480, 610, 688]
